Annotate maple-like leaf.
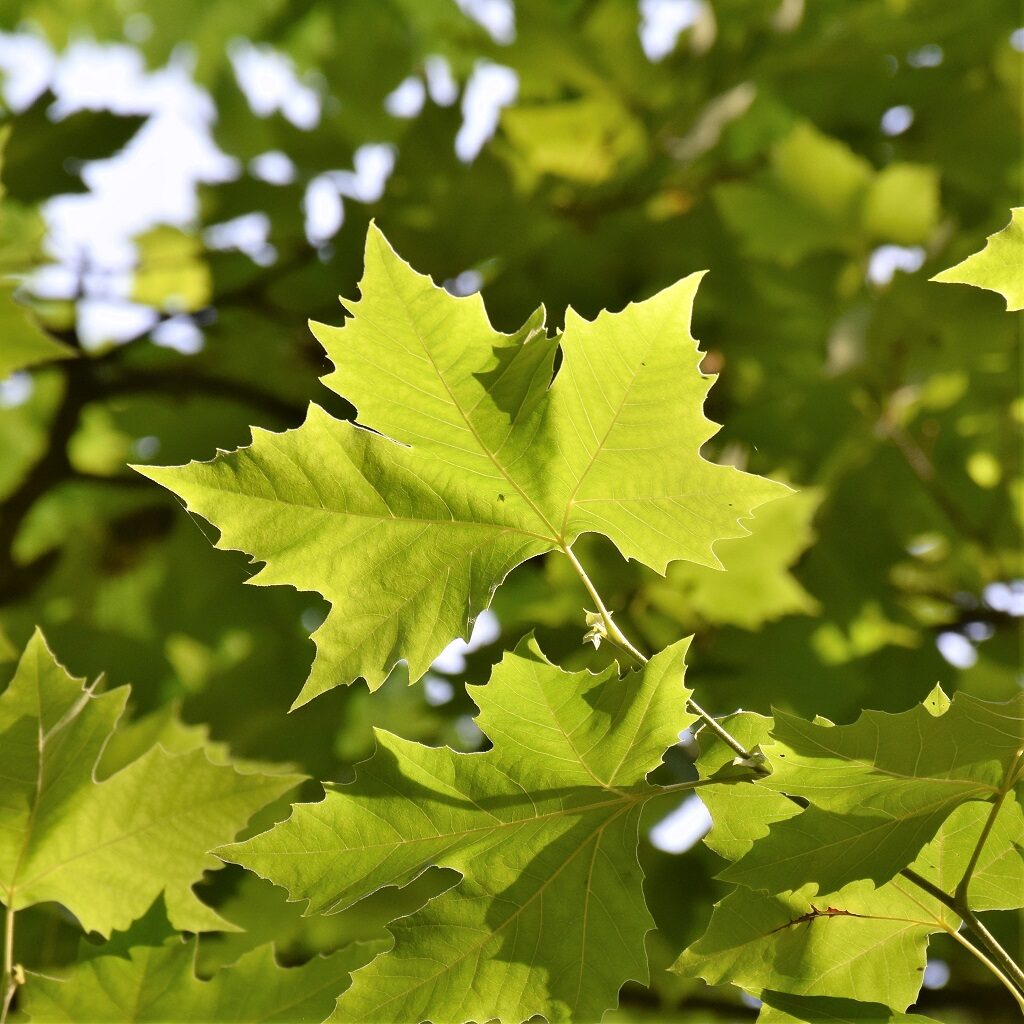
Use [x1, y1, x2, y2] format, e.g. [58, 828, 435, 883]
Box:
[137, 224, 786, 706]
[222, 636, 696, 1024]
[647, 486, 821, 630]
[717, 688, 1024, 893]
[932, 208, 1024, 310]
[675, 742, 1024, 1009]
[0, 631, 303, 937]
[22, 936, 380, 1023]
[692, 712, 800, 862]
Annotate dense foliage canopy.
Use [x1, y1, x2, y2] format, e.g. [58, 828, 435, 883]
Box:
[0, 2, 1020, 1022]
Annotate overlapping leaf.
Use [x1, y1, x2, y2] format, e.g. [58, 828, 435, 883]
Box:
[138, 225, 785, 705]
[757, 991, 941, 1023]
[674, 795, 1024, 1009]
[717, 688, 1024, 893]
[23, 936, 380, 1023]
[646, 486, 821, 631]
[692, 712, 800, 863]
[932, 207, 1024, 310]
[0, 631, 303, 936]
[222, 636, 696, 1024]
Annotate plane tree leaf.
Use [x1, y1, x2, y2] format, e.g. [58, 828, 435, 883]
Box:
[646, 486, 821, 631]
[717, 689, 1024, 893]
[693, 712, 800, 863]
[137, 224, 786, 705]
[675, 725, 1024, 1010]
[222, 636, 697, 1024]
[0, 631, 304, 937]
[932, 208, 1024, 310]
[672, 879, 934, 1010]
[22, 935, 381, 1023]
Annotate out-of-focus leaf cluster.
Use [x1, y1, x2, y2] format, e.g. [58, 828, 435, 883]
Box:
[0, 1, 1020, 1020]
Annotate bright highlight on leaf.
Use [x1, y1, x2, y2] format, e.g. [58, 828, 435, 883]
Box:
[223, 636, 697, 1024]
[932, 208, 1024, 310]
[0, 631, 303, 937]
[137, 224, 786, 707]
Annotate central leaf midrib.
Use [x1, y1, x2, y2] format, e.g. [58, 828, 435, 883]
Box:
[178, 478, 555, 546]
[349, 802, 634, 1020]
[376, 257, 564, 544]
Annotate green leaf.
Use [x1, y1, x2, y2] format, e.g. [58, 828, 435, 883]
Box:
[672, 880, 932, 1010]
[22, 936, 380, 1023]
[862, 164, 940, 246]
[717, 691, 1024, 893]
[676, 793, 1022, 1010]
[694, 713, 801, 863]
[648, 486, 822, 630]
[757, 991, 942, 1023]
[715, 122, 940, 264]
[223, 637, 696, 1024]
[932, 208, 1024, 310]
[0, 289, 73, 379]
[0, 126, 73, 377]
[0, 631, 303, 937]
[911, 795, 1024, 912]
[138, 224, 785, 705]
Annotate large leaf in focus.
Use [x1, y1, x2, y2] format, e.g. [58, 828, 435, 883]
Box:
[672, 881, 932, 1010]
[693, 712, 800, 862]
[676, 792, 1023, 1008]
[932, 208, 1024, 310]
[718, 688, 1024, 892]
[223, 637, 696, 1024]
[139, 225, 785, 704]
[23, 937, 379, 1023]
[0, 631, 303, 936]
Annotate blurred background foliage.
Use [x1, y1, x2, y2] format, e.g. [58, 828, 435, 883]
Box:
[0, 0, 1020, 1019]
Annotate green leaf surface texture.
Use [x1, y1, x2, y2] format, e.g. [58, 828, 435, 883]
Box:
[0, 631, 303, 936]
[718, 690, 1024, 892]
[137, 225, 786, 706]
[223, 636, 696, 1024]
[23, 937, 379, 1023]
[932, 207, 1024, 310]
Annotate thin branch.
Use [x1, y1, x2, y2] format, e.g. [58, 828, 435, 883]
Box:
[949, 927, 1024, 1013]
[956, 747, 1023, 906]
[900, 866, 1024, 1000]
[560, 543, 764, 766]
[959, 906, 1024, 998]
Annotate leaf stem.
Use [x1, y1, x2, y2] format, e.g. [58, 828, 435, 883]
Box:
[958, 906, 1024, 1000]
[1, 906, 15, 1024]
[560, 544, 765, 768]
[560, 545, 1024, 1004]
[955, 747, 1023, 907]
[950, 926, 1024, 1013]
[900, 866, 1024, 1002]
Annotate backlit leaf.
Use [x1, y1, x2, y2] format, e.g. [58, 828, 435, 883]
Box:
[138, 225, 785, 705]
[223, 637, 696, 1024]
